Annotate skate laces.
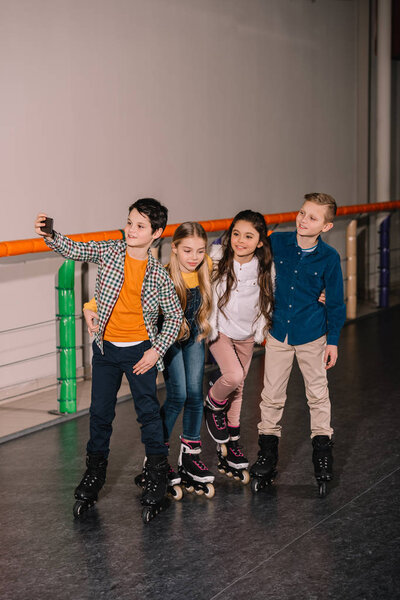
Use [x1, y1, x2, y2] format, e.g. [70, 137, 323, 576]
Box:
[228, 440, 244, 457]
[317, 456, 329, 469]
[144, 472, 160, 493]
[193, 459, 208, 471]
[213, 411, 227, 430]
[82, 471, 101, 487]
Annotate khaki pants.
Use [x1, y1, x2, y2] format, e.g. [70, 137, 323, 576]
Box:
[258, 333, 333, 439]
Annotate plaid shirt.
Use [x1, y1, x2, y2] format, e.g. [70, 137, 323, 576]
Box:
[46, 232, 183, 370]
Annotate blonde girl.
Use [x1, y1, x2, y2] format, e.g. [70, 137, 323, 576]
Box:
[162, 222, 215, 496]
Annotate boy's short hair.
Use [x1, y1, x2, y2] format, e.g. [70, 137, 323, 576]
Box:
[129, 198, 168, 232]
[304, 193, 337, 222]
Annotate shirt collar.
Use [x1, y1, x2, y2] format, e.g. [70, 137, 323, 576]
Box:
[290, 230, 323, 254]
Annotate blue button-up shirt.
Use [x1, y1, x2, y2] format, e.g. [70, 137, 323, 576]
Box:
[270, 231, 346, 346]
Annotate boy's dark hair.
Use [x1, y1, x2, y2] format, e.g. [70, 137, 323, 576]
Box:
[129, 198, 168, 232]
[304, 193, 337, 222]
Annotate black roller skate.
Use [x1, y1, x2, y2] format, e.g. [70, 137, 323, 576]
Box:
[141, 455, 170, 523]
[217, 426, 250, 485]
[204, 391, 229, 451]
[312, 435, 333, 498]
[178, 438, 215, 498]
[134, 458, 183, 501]
[73, 454, 108, 517]
[250, 435, 279, 494]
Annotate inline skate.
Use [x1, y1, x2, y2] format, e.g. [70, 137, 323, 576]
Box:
[204, 390, 229, 452]
[178, 438, 215, 498]
[217, 426, 250, 485]
[73, 454, 108, 517]
[134, 457, 183, 501]
[250, 435, 279, 493]
[312, 435, 333, 498]
[141, 454, 170, 523]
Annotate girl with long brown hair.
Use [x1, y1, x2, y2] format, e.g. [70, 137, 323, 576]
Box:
[205, 210, 274, 484]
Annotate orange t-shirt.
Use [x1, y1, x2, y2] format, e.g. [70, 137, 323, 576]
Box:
[103, 254, 149, 342]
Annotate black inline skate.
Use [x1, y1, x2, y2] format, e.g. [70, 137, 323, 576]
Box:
[73, 454, 108, 517]
[178, 438, 215, 498]
[134, 457, 183, 501]
[140, 454, 170, 523]
[217, 426, 250, 485]
[250, 435, 279, 493]
[312, 435, 333, 498]
[204, 390, 229, 448]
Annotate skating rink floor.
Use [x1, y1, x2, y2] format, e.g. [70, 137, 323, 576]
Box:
[1, 307, 399, 600]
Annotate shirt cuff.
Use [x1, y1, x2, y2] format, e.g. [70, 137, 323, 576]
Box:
[326, 333, 339, 346]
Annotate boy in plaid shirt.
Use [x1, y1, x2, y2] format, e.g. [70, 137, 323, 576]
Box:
[35, 199, 183, 516]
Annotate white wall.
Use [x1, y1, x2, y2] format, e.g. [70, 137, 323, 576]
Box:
[0, 0, 366, 399]
[0, 0, 359, 240]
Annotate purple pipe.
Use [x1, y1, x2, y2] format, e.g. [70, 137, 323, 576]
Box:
[379, 215, 391, 308]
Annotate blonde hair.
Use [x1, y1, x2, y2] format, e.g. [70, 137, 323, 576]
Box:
[167, 222, 212, 341]
[304, 193, 337, 222]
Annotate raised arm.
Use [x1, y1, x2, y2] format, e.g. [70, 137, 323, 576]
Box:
[35, 213, 106, 264]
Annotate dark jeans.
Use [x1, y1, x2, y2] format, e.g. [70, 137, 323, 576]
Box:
[87, 341, 167, 458]
[161, 335, 205, 442]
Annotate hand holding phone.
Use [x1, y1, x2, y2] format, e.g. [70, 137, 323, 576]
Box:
[35, 214, 54, 238]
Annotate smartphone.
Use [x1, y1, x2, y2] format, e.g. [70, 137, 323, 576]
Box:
[41, 217, 54, 234]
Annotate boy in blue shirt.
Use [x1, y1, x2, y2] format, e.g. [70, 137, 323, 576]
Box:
[250, 193, 346, 496]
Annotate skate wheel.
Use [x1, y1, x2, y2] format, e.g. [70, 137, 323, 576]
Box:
[219, 443, 228, 458]
[195, 488, 204, 496]
[251, 478, 261, 494]
[318, 482, 327, 498]
[170, 485, 183, 501]
[241, 470, 250, 485]
[204, 483, 215, 499]
[226, 471, 233, 478]
[142, 507, 152, 524]
[185, 485, 194, 493]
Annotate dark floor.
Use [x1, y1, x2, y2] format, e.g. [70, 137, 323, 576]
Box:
[1, 308, 400, 600]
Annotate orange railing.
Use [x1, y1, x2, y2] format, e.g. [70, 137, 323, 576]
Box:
[1, 201, 400, 258]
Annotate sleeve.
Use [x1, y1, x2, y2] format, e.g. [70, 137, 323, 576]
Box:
[324, 254, 346, 346]
[45, 231, 108, 264]
[151, 275, 184, 358]
[83, 297, 98, 312]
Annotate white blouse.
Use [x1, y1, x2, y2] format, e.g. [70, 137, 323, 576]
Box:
[218, 257, 260, 340]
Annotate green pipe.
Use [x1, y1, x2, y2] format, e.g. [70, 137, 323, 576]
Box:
[56, 260, 76, 413]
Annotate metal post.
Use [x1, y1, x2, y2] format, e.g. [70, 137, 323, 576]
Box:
[379, 215, 391, 308]
[57, 260, 77, 413]
[346, 220, 358, 319]
[376, 0, 392, 206]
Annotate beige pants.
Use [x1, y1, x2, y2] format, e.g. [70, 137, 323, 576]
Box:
[258, 333, 333, 439]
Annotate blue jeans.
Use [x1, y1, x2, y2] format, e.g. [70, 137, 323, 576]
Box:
[88, 341, 167, 458]
[161, 335, 205, 442]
